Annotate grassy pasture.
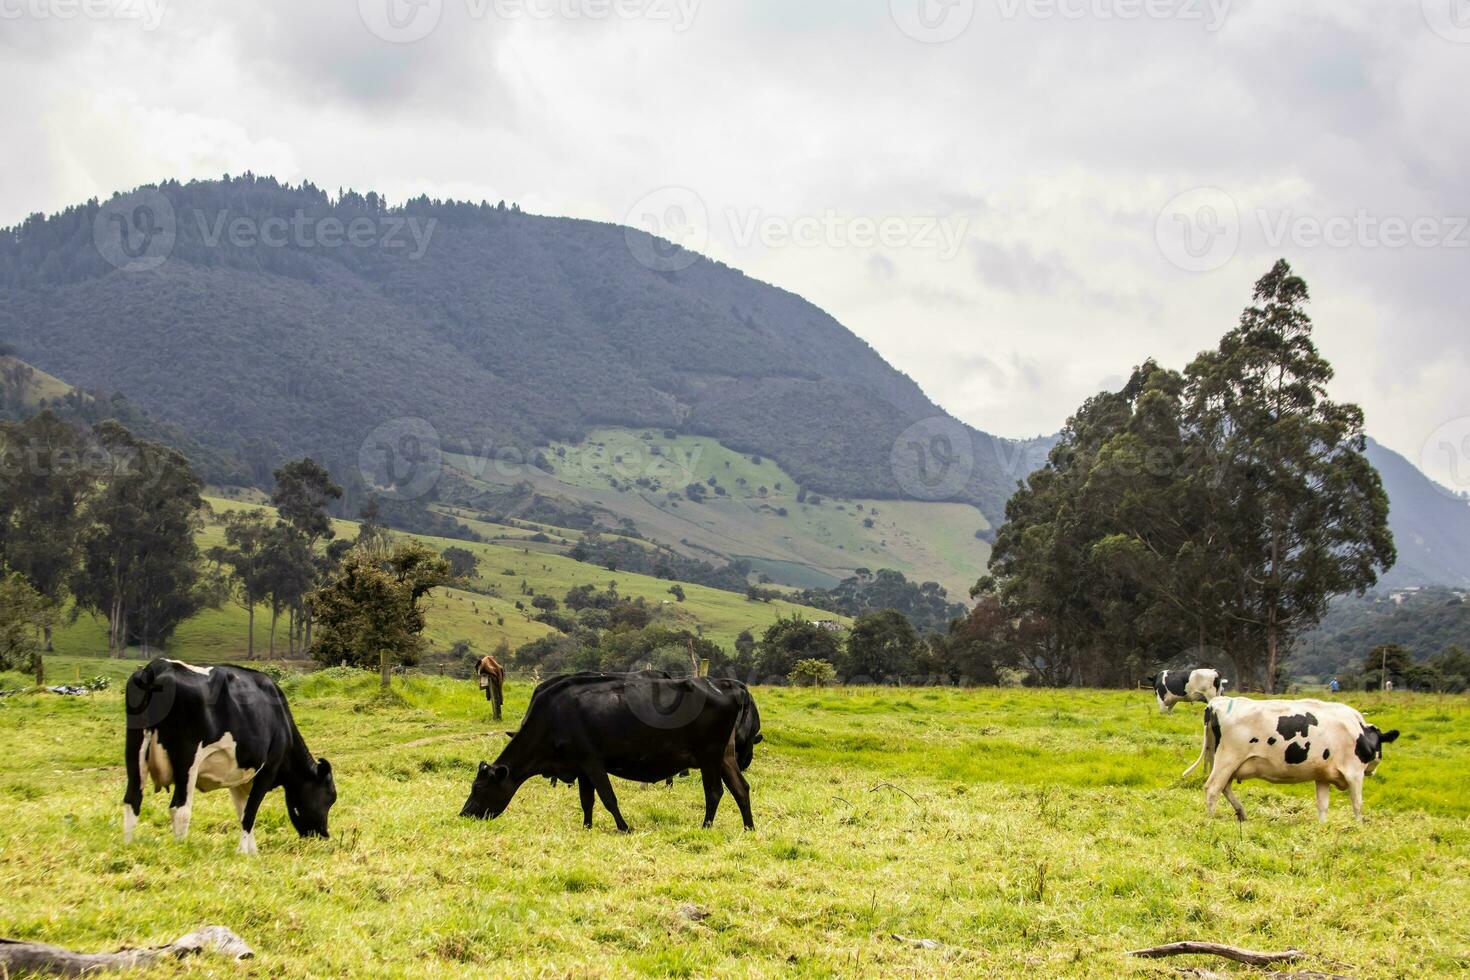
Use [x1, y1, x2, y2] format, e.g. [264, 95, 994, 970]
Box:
[2, 677, 1466, 977]
[447, 427, 993, 599]
[37, 496, 846, 666]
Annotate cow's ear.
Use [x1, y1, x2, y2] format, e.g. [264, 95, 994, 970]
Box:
[316, 757, 331, 776]
[478, 761, 492, 774]
[1381, 729, 1400, 743]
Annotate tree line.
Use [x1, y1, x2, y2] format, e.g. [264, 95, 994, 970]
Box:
[0, 411, 448, 674]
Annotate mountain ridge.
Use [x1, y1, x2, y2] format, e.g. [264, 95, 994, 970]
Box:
[0, 175, 1041, 523]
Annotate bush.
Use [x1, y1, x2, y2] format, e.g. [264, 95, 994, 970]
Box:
[790, 659, 836, 687]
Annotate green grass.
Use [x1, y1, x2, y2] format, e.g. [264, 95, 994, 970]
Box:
[2, 678, 1466, 977]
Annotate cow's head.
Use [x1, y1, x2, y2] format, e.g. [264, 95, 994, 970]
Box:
[287, 758, 336, 838]
[1355, 725, 1401, 773]
[461, 761, 514, 820]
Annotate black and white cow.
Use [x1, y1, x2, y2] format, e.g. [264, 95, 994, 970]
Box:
[1182, 696, 1400, 822]
[123, 658, 336, 854]
[1147, 668, 1225, 713]
[461, 672, 757, 831]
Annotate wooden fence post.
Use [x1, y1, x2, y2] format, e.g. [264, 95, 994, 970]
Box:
[380, 650, 391, 691]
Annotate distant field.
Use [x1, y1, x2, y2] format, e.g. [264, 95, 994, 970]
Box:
[39, 496, 845, 664]
[1, 680, 1464, 977]
[446, 427, 992, 600]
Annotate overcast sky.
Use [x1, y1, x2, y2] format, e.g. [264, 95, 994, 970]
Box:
[3, 0, 1467, 488]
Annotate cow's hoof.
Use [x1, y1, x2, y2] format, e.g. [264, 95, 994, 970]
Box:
[1234, 813, 1246, 823]
[702, 821, 713, 829]
[616, 825, 632, 834]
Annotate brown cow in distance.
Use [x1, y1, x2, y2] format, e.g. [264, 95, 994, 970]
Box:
[477, 655, 505, 720]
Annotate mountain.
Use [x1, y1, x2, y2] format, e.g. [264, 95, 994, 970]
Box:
[1365, 438, 1470, 589]
[1292, 587, 1470, 678]
[0, 176, 1041, 523]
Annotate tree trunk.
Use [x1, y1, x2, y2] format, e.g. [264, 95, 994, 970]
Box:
[269, 608, 278, 659]
[246, 605, 255, 660]
[43, 623, 53, 653]
[1266, 606, 1279, 694]
[1265, 510, 1283, 694]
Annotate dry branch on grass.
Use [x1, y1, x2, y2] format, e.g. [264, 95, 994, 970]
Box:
[868, 782, 920, 805]
[1129, 941, 1304, 966]
[0, 926, 253, 976]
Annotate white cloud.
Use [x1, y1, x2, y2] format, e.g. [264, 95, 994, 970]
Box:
[0, 0, 1464, 483]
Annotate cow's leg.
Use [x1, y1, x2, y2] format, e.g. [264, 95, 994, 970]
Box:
[1222, 782, 1246, 822]
[699, 762, 724, 828]
[585, 766, 629, 833]
[229, 783, 257, 855]
[1315, 781, 1331, 823]
[577, 776, 595, 829]
[168, 742, 203, 840]
[236, 773, 273, 855]
[718, 739, 754, 831]
[1348, 775, 1365, 821]
[1203, 759, 1237, 819]
[123, 726, 145, 843]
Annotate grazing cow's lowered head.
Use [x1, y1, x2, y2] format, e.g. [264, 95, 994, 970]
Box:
[285, 758, 338, 838]
[461, 762, 513, 820]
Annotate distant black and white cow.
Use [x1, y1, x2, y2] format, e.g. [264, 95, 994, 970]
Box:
[1147, 668, 1225, 712]
[461, 672, 759, 831]
[1182, 696, 1400, 822]
[123, 658, 336, 854]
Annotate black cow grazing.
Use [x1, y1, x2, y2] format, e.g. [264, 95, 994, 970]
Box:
[123, 658, 336, 854]
[461, 672, 759, 831]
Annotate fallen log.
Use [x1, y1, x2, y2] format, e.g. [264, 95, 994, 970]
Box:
[0, 926, 253, 976]
[1129, 941, 1303, 967]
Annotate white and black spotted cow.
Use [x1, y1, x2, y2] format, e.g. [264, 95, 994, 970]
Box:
[123, 658, 336, 854]
[1182, 696, 1400, 822]
[1147, 668, 1225, 713]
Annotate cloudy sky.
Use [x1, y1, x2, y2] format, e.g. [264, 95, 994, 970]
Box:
[3, 0, 1467, 487]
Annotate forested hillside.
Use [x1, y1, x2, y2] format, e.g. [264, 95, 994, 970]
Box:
[0, 176, 1041, 521]
[1292, 587, 1470, 678]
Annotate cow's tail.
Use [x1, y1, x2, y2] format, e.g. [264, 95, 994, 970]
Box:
[122, 666, 153, 824]
[1181, 706, 1216, 779]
